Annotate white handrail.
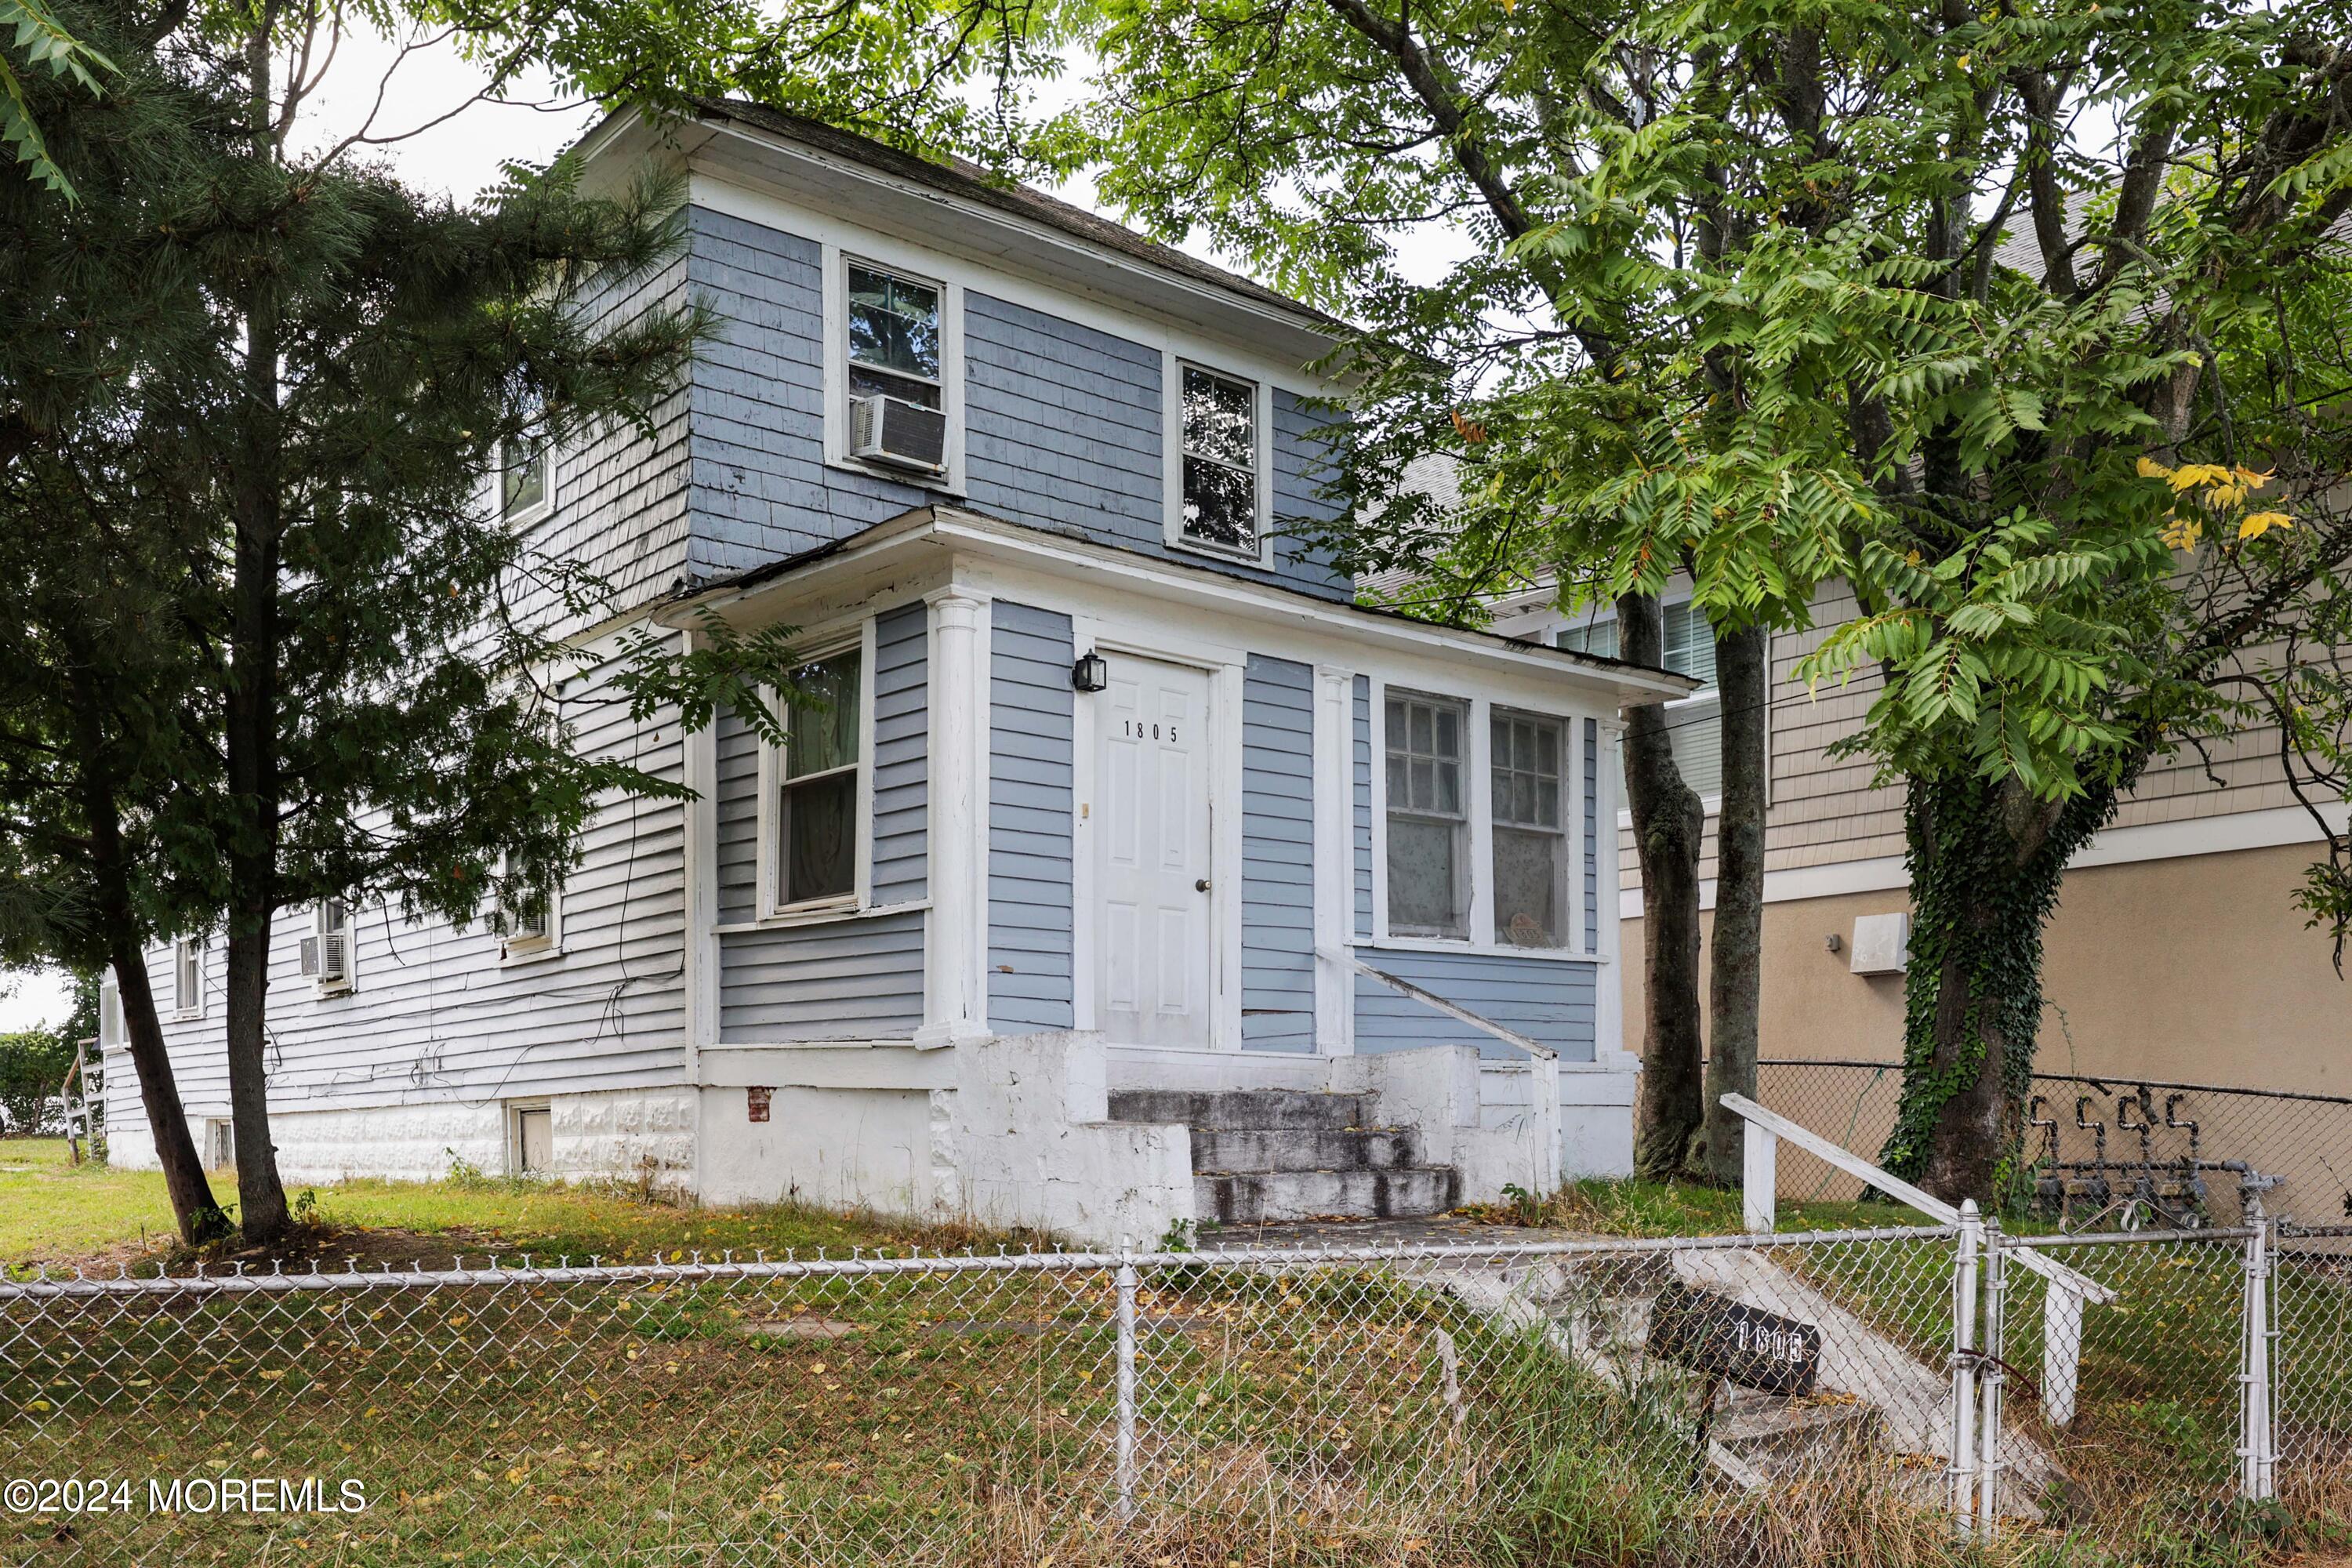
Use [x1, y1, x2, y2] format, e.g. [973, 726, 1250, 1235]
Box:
[1319, 948, 1559, 1062]
[1722, 1093, 2117, 1305]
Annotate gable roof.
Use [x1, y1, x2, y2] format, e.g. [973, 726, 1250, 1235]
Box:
[684, 98, 1350, 338]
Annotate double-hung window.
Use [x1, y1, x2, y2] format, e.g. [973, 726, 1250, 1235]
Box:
[500, 396, 552, 523]
[1385, 692, 1469, 938]
[1178, 365, 1259, 555]
[847, 263, 942, 411]
[171, 938, 202, 1018]
[1559, 599, 1723, 797]
[1491, 710, 1569, 948]
[776, 649, 864, 909]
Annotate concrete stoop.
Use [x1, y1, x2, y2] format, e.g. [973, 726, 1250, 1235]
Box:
[1107, 1088, 1464, 1225]
[1430, 1243, 2057, 1515]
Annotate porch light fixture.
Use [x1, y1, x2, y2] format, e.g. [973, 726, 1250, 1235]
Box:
[1072, 652, 1109, 692]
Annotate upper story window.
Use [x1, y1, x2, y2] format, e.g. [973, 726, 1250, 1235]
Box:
[840, 260, 952, 477]
[1178, 365, 1260, 556]
[170, 938, 202, 1018]
[496, 858, 562, 962]
[847, 263, 942, 410]
[1491, 710, 1569, 948]
[1558, 598, 1723, 797]
[500, 397, 552, 524]
[1385, 691, 1469, 938]
[777, 648, 864, 909]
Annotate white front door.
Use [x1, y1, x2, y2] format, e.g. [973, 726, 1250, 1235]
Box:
[1096, 655, 1214, 1047]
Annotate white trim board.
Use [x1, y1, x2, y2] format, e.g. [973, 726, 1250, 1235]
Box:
[1616, 800, 2352, 919]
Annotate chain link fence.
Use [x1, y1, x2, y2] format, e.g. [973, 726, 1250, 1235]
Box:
[3, 1218, 2344, 1566]
[1754, 1058, 2352, 1229]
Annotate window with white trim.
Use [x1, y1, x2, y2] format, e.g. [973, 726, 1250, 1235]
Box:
[1385, 691, 1469, 938]
[775, 648, 864, 909]
[170, 938, 201, 1018]
[845, 261, 943, 412]
[1178, 365, 1259, 554]
[499, 400, 551, 523]
[1557, 599, 1723, 797]
[1490, 709, 1569, 948]
[306, 898, 354, 993]
[495, 857, 562, 960]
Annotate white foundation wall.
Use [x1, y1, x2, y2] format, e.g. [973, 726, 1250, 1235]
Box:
[101, 1087, 700, 1192]
[694, 1033, 1194, 1245]
[696, 1085, 943, 1214]
[1558, 1051, 1641, 1180]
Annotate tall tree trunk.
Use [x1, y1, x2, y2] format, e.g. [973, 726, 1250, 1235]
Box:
[1882, 771, 2116, 1203]
[223, 9, 292, 1245]
[107, 946, 228, 1243]
[1619, 593, 1708, 1180]
[1700, 622, 1768, 1186]
[65, 659, 226, 1243]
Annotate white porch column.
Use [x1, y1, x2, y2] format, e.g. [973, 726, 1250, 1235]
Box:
[1312, 666, 1356, 1054]
[917, 591, 991, 1047]
[1592, 719, 1630, 1064]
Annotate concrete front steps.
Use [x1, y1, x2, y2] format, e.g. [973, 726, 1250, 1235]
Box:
[1107, 1088, 1462, 1225]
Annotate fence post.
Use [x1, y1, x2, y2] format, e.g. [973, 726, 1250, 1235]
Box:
[2042, 1277, 2082, 1430]
[2238, 1201, 2276, 1503]
[1948, 1199, 1983, 1534]
[1976, 1215, 2008, 1527]
[1742, 1122, 1777, 1234]
[1115, 1236, 1139, 1523]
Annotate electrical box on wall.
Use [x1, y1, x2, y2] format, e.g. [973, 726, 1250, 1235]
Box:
[1849, 913, 1911, 976]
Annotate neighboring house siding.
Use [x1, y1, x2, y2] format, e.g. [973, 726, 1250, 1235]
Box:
[717, 912, 926, 1044]
[987, 601, 1076, 1030]
[1352, 674, 1373, 941]
[871, 601, 930, 905]
[109, 655, 689, 1136]
[1240, 655, 1316, 1051]
[1353, 953, 1599, 1063]
[1619, 579, 2318, 895]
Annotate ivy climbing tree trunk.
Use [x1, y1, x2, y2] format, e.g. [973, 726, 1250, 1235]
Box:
[1700, 622, 1768, 1186]
[1882, 771, 2121, 1203]
[1620, 593, 1708, 1180]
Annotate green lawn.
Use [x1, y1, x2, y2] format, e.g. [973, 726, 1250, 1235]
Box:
[0, 1137, 1007, 1275]
[1464, 1174, 1910, 1238]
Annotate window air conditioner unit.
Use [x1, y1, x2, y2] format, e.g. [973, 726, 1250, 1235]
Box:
[851, 394, 948, 473]
[299, 932, 347, 982]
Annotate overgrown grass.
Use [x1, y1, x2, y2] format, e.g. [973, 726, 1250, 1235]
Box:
[1461, 1176, 1904, 1238]
[0, 1136, 1013, 1276]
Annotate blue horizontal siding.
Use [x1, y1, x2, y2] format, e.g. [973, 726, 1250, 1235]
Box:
[1241, 654, 1316, 1052]
[1352, 948, 1599, 1063]
[987, 601, 1075, 1030]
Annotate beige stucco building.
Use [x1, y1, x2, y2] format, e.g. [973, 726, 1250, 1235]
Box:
[1484, 581, 2352, 1106]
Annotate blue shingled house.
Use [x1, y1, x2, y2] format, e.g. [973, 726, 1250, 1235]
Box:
[100, 100, 1687, 1243]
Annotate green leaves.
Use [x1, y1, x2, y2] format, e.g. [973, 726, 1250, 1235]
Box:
[0, 0, 111, 200]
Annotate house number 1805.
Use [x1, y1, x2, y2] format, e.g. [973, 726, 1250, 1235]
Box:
[1120, 720, 1177, 742]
